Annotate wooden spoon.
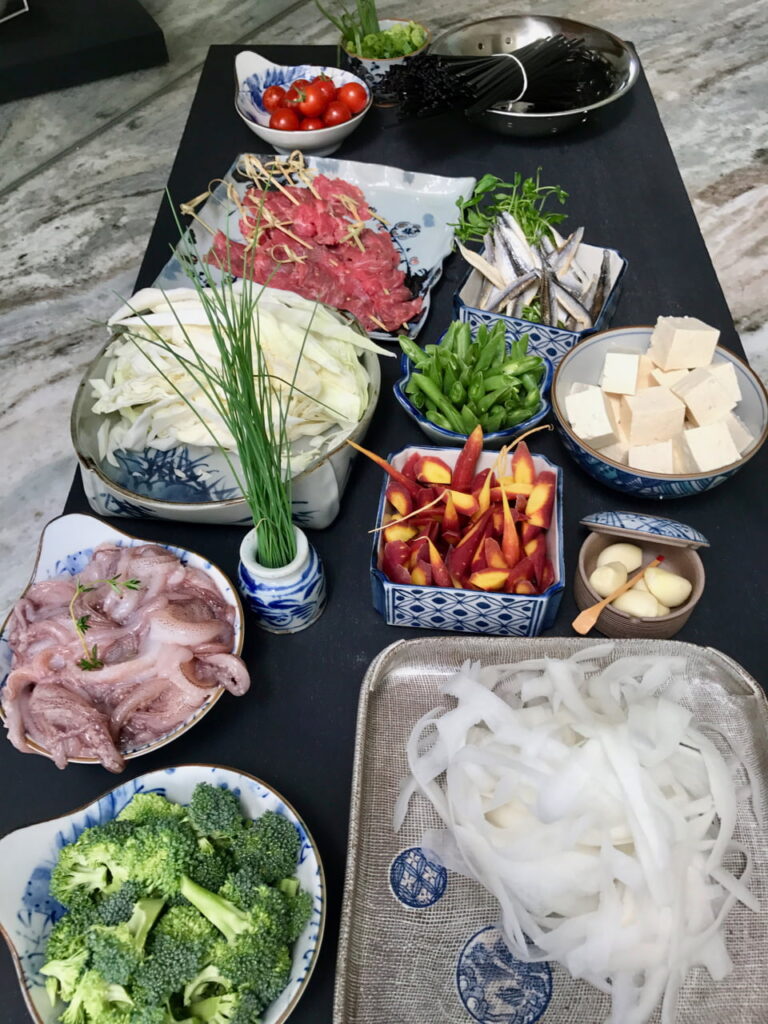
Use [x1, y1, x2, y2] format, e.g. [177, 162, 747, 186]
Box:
[572, 556, 665, 635]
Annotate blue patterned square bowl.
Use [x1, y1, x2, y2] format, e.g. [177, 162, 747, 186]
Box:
[453, 244, 627, 367]
[0, 765, 324, 1024]
[393, 328, 553, 449]
[551, 327, 768, 499]
[370, 445, 564, 636]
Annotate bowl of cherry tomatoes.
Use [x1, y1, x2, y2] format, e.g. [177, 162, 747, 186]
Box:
[235, 50, 371, 157]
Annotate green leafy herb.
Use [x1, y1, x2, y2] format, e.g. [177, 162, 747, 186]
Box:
[69, 576, 141, 671]
[452, 170, 568, 246]
[314, 0, 425, 58]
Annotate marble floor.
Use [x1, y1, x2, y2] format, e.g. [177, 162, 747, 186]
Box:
[0, 0, 766, 615]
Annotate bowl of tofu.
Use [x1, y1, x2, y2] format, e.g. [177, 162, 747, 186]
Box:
[551, 320, 768, 498]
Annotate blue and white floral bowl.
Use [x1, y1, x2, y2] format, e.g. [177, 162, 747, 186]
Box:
[0, 514, 243, 767]
[340, 19, 431, 106]
[0, 765, 325, 1024]
[552, 326, 768, 499]
[235, 50, 371, 156]
[393, 326, 553, 449]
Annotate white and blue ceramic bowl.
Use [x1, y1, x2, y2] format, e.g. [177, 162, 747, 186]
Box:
[552, 326, 768, 499]
[235, 50, 371, 157]
[454, 244, 627, 367]
[0, 514, 243, 767]
[370, 445, 564, 635]
[393, 328, 553, 449]
[0, 765, 324, 1024]
[339, 19, 431, 106]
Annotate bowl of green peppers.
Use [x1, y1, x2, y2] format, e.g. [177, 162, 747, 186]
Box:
[394, 320, 553, 447]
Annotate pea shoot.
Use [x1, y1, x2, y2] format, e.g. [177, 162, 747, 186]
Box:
[452, 170, 568, 246]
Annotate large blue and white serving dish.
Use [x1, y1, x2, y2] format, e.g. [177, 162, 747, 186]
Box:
[0, 765, 325, 1024]
[454, 244, 627, 366]
[0, 514, 243, 767]
[235, 50, 371, 157]
[370, 446, 564, 636]
[393, 327, 553, 449]
[552, 326, 768, 499]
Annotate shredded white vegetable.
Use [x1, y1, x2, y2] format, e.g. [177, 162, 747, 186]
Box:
[395, 645, 758, 1024]
[93, 285, 392, 472]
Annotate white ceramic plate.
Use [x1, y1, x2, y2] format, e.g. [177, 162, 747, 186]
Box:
[0, 765, 325, 1024]
[0, 514, 244, 766]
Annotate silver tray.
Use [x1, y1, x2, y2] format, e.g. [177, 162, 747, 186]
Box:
[334, 638, 768, 1024]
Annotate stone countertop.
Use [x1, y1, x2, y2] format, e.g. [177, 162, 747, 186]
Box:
[1, 0, 766, 616]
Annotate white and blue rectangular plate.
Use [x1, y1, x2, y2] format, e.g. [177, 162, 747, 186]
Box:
[151, 154, 476, 342]
[335, 637, 768, 1024]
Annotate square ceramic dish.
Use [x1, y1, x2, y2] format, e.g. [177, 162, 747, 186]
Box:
[369, 446, 564, 636]
[334, 636, 768, 1024]
[0, 765, 324, 1024]
[453, 244, 627, 366]
[152, 154, 475, 343]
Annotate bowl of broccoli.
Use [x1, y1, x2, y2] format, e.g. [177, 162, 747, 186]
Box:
[0, 765, 324, 1024]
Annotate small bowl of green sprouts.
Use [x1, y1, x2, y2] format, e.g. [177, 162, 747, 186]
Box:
[315, 0, 429, 105]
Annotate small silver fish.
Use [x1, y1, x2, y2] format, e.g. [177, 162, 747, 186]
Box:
[490, 269, 540, 313]
[589, 250, 613, 322]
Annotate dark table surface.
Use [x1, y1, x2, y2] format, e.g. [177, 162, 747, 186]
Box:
[3, 43, 767, 1024]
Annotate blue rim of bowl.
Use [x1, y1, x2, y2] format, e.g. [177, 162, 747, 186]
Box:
[0, 763, 326, 1024]
[393, 336, 554, 444]
[551, 326, 768, 479]
[369, 444, 565, 601]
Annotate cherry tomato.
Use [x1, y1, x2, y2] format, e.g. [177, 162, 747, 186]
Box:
[300, 117, 325, 131]
[298, 83, 328, 118]
[283, 85, 302, 107]
[312, 74, 337, 103]
[269, 107, 300, 131]
[337, 82, 368, 114]
[261, 85, 286, 113]
[323, 100, 352, 127]
[291, 78, 311, 91]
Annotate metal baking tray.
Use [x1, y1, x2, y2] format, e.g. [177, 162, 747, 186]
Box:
[334, 638, 768, 1024]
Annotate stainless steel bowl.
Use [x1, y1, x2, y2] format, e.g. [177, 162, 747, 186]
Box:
[431, 15, 639, 136]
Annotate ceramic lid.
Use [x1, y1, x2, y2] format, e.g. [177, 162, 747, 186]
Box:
[580, 511, 709, 549]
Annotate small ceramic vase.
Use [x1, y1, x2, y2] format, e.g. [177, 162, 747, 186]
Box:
[237, 525, 326, 633]
[339, 19, 430, 106]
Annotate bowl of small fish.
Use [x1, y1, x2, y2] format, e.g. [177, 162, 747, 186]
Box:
[431, 14, 640, 136]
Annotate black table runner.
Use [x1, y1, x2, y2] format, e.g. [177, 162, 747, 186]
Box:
[2, 44, 766, 1023]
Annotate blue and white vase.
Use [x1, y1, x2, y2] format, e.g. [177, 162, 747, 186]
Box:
[237, 526, 326, 633]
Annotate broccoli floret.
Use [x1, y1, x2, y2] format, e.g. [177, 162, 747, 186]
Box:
[233, 812, 301, 885]
[123, 820, 200, 899]
[132, 931, 205, 1005]
[118, 793, 187, 826]
[188, 784, 243, 841]
[59, 969, 132, 1024]
[182, 963, 232, 1006]
[189, 990, 262, 1024]
[179, 876, 293, 1013]
[97, 881, 146, 926]
[40, 907, 96, 1004]
[187, 839, 234, 894]
[86, 897, 164, 985]
[282, 887, 313, 944]
[217, 867, 264, 911]
[153, 905, 218, 964]
[50, 822, 136, 908]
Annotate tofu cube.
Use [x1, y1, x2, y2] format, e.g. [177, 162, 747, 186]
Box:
[565, 385, 620, 450]
[649, 316, 720, 371]
[671, 368, 736, 426]
[621, 387, 686, 445]
[709, 360, 742, 404]
[600, 352, 640, 395]
[637, 353, 656, 388]
[679, 422, 741, 473]
[722, 411, 754, 454]
[628, 440, 675, 474]
[650, 367, 690, 388]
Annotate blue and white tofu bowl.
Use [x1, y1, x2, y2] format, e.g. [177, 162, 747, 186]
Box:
[235, 50, 371, 157]
[551, 326, 768, 499]
[370, 445, 565, 636]
[0, 765, 325, 1024]
[454, 243, 627, 367]
[393, 324, 553, 450]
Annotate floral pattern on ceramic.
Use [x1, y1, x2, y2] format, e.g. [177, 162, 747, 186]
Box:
[552, 327, 768, 499]
[238, 526, 326, 633]
[339, 19, 430, 106]
[456, 926, 552, 1024]
[454, 245, 627, 367]
[370, 447, 564, 636]
[0, 766, 324, 1024]
[580, 511, 709, 548]
[393, 330, 553, 448]
[0, 514, 241, 765]
[389, 848, 447, 909]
